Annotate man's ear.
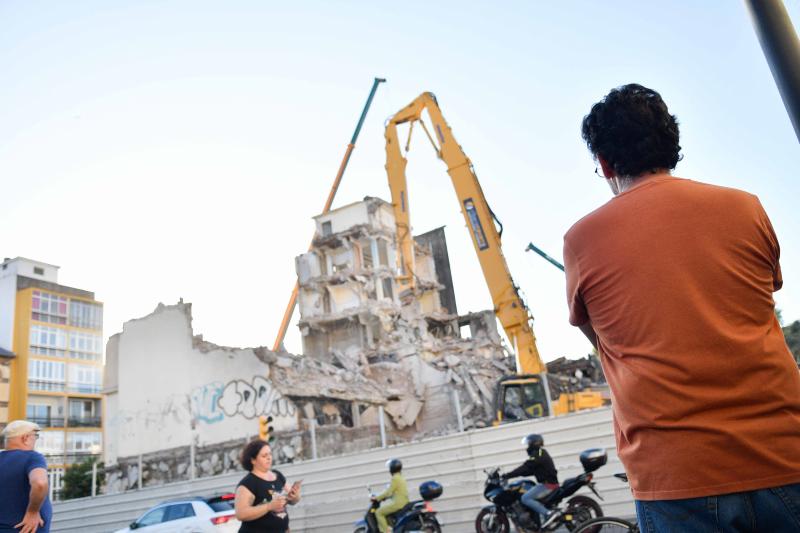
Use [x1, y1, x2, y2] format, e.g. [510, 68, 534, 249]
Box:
[598, 156, 616, 179]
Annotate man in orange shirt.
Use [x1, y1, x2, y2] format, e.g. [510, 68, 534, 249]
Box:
[566, 83, 800, 532]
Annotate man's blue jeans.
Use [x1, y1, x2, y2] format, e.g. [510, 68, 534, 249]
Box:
[635, 482, 800, 532]
[521, 484, 554, 523]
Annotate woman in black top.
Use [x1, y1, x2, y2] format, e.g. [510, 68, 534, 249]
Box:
[234, 440, 301, 533]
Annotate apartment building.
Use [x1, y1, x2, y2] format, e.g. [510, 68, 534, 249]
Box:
[0, 257, 104, 476]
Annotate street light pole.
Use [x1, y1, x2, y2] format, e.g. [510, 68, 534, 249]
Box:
[745, 0, 800, 141]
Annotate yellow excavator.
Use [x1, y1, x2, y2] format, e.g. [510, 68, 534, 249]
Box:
[384, 92, 604, 423]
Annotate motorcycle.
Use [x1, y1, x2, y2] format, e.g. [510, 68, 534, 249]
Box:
[475, 448, 607, 533]
[354, 480, 443, 533]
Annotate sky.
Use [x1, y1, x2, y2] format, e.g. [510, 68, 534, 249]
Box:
[1, 1, 798, 362]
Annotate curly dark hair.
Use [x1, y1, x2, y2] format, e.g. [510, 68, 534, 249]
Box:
[581, 84, 682, 177]
[240, 439, 270, 471]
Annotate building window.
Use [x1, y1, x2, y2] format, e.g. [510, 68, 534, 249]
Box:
[68, 332, 103, 361]
[26, 402, 65, 428]
[38, 431, 65, 456]
[360, 239, 374, 269]
[33, 266, 45, 275]
[69, 300, 103, 330]
[68, 399, 100, 427]
[29, 325, 67, 358]
[377, 239, 390, 267]
[67, 364, 102, 394]
[67, 431, 101, 454]
[321, 221, 332, 237]
[28, 359, 66, 392]
[31, 291, 68, 325]
[27, 404, 53, 427]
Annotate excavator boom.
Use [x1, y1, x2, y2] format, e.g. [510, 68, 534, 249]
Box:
[385, 92, 545, 375]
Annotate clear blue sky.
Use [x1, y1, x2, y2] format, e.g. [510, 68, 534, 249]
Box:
[1, 1, 798, 361]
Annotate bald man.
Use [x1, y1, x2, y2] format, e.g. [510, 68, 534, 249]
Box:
[1, 420, 51, 533]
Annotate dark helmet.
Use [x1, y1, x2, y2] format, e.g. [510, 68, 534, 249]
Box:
[386, 458, 402, 474]
[521, 434, 544, 454]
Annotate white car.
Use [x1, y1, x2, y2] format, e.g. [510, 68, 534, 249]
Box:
[114, 493, 240, 533]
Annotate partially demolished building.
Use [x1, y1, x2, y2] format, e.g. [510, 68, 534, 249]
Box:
[294, 197, 516, 436]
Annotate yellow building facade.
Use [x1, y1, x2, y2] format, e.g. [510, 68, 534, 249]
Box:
[2, 258, 103, 475]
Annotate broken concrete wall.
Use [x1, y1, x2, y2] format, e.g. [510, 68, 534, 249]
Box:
[296, 252, 324, 284]
[415, 227, 458, 315]
[298, 288, 326, 319]
[103, 302, 300, 466]
[103, 300, 396, 494]
[411, 242, 437, 285]
[328, 283, 365, 313]
[313, 198, 396, 237]
[459, 310, 503, 344]
[418, 291, 441, 315]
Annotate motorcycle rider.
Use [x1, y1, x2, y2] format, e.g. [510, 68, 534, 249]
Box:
[503, 434, 559, 527]
[373, 458, 409, 533]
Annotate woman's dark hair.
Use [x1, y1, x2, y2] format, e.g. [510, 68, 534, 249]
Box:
[581, 83, 682, 177]
[240, 439, 269, 471]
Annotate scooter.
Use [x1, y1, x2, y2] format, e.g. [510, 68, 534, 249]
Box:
[353, 480, 443, 533]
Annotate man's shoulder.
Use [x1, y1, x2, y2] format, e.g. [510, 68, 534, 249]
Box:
[0, 449, 46, 461]
[26, 450, 48, 470]
[565, 177, 760, 243]
[0, 449, 47, 472]
[675, 177, 758, 200]
[564, 200, 613, 245]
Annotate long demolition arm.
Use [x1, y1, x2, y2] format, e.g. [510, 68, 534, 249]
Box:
[384, 92, 545, 374]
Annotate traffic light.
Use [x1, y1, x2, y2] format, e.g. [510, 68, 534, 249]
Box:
[258, 415, 274, 442]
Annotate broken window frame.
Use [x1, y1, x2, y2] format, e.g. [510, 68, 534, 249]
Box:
[377, 238, 389, 267]
[360, 238, 374, 270]
[381, 277, 394, 301]
[332, 248, 352, 273]
[323, 289, 332, 314]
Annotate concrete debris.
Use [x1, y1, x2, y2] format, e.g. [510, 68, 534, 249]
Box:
[269, 354, 388, 405]
[384, 397, 424, 429]
[444, 354, 461, 367]
[276, 356, 295, 368]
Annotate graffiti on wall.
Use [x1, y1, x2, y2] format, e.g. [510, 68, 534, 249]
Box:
[191, 383, 224, 424]
[191, 376, 296, 424]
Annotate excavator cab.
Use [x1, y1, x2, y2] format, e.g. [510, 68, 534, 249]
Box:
[494, 375, 550, 424]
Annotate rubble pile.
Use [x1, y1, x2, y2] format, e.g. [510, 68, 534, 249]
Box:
[545, 354, 607, 400]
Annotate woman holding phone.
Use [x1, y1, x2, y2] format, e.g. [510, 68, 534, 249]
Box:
[234, 439, 302, 533]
